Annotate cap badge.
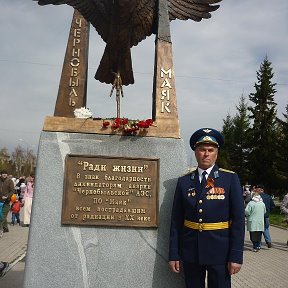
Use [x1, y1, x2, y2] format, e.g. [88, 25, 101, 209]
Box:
[203, 129, 212, 133]
[202, 136, 213, 141]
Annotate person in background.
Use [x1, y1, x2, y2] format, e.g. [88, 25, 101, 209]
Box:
[0, 170, 15, 237]
[11, 198, 21, 226]
[243, 185, 251, 206]
[23, 174, 35, 226]
[245, 191, 266, 252]
[256, 184, 275, 248]
[15, 176, 26, 203]
[169, 128, 245, 288]
[280, 191, 288, 246]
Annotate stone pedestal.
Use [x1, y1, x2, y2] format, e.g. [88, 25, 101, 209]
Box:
[23, 132, 187, 288]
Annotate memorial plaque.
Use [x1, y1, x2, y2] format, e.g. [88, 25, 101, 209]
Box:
[62, 155, 159, 228]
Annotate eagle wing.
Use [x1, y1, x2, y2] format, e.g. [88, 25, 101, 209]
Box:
[168, 0, 222, 22]
[36, 0, 156, 48]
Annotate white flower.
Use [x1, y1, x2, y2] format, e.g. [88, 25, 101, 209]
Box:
[74, 107, 93, 119]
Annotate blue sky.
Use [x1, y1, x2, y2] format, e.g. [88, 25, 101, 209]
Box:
[1, 1, 287, 164]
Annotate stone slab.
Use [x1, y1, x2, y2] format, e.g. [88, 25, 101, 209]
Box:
[23, 132, 187, 288]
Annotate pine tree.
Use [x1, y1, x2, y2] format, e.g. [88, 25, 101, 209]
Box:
[248, 56, 278, 189]
[218, 114, 235, 169]
[276, 104, 288, 189]
[232, 95, 251, 184]
[218, 95, 252, 185]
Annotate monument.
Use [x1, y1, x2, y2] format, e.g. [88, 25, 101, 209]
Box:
[24, 1, 222, 287]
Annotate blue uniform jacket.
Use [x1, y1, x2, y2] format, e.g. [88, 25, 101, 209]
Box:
[169, 165, 245, 265]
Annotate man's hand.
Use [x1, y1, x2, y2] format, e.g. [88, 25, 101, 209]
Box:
[227, 262, 242, 275]
[168, 261, 180, 273]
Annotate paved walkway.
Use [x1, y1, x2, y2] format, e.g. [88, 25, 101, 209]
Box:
[0, 216, 287, 287]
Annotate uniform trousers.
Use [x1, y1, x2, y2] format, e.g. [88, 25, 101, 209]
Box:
[183, 262, 231, 288]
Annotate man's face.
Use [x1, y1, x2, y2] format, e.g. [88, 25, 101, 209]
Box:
[1, 173, 7, 179]
[195, 144, 218, 170]
[256, 188, 264, 193]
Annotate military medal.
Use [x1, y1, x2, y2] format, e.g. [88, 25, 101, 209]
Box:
[188, 187, 196, 197]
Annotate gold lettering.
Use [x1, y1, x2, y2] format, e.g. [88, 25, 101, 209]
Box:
[70, 213, 79, 219]
[72, 38, 80, 47]
[161, 78, 172, 89]
[137, 216, 151, 222]
[160, 68, 172, 78]
[136, 191, 152, 197]
[82, 161, 106, 172]
[71, 57, 80, 67]
[72, 48, 80, 57]
[73, 28, 81, 38]
[69, 98, 76, 107]
[161, 101, 171, 113]
[69, 88, 78, 97]
[124, 214, 134, 221]
[71, 67, 78, 76]
[75, 18, 82, 27]
[69, 77, 79, 87]
[161, 89, 170, 100]
[75, 206, 91, 212]
[112, 165, 145, 173]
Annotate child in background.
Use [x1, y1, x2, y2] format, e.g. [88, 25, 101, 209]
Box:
[11, 199, 21, 225]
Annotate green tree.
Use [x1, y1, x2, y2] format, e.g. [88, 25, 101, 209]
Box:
[231, 95, 251, 184]
[218, 95, 251, 185]
[248, 56, 278, 190]
[276, 104, 288, 190]
[218, 113, 234, 169]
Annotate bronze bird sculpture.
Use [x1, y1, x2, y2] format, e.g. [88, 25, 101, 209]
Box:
[36, 0, 222, 86]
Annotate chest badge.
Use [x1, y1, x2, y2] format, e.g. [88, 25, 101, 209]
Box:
[188, 187, 196, 197]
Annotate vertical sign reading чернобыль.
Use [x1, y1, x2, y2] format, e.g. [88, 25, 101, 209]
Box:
[54, 9, 89, 117]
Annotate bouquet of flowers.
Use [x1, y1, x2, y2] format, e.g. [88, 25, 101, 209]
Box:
[102, 118, 154, 134]
[73, 107, 93, 119]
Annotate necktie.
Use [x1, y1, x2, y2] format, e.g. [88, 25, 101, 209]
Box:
[201, 171, 207, 190]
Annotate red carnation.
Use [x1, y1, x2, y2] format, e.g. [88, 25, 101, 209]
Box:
[114, 118, 121, 124]
[138, 121, 145, 128]
[121, 118, 128, 125]
[145, 119, 153, 126]
[112, 123, 120, 129]
[102, 120, 110, 128]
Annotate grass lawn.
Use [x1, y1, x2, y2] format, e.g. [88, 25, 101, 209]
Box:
[270, 206, 288, 228]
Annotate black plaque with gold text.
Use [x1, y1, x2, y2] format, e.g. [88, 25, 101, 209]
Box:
[62, 155, 159, 228]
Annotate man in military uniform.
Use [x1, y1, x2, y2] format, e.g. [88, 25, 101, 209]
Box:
[169, 128, 245, 288]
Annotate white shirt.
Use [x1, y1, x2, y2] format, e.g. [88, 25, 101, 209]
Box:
[197, 164, 215, 183]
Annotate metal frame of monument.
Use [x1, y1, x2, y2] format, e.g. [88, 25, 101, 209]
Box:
[43, 1, 180, 139]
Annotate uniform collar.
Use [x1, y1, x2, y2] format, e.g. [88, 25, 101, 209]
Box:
[197, 165, 215, 178]
[190, 165, 219, 180]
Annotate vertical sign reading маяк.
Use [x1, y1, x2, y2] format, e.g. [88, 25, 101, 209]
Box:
[62, 155, 159, 228]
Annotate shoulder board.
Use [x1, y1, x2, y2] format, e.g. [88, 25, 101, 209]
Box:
[182, 167, 197, 176]
[219, 168, 235, 174]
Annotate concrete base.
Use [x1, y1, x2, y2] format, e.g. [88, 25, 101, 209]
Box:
[23, 132, 187, 288]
